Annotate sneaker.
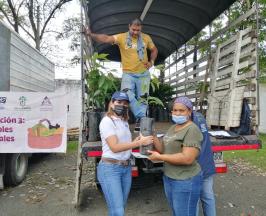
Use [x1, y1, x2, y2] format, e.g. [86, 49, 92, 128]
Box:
[134, 118, 141, 132]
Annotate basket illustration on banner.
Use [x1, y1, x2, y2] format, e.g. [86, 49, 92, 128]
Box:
[28, 119, 64, 149]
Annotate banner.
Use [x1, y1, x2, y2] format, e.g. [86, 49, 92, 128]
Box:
[0, 92, 67, 153]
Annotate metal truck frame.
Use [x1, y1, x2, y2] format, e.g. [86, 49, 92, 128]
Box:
[74, 0, 262, 205]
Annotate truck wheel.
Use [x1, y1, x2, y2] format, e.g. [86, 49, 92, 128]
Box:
[4, 153, 28, 186]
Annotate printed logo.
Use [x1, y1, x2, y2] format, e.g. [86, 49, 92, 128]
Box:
[40, 96, 53, 111]
[14, 96, 31, 111]
[0, 97, 7, 104]
[19, 96, 26, 107]
[41, 96, 52, 106]
[0, 97, 6, 110]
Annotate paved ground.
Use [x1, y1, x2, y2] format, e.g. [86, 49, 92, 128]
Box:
[0, 152, 266, 216]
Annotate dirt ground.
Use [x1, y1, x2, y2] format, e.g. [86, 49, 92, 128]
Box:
[0, 151, 266, 216]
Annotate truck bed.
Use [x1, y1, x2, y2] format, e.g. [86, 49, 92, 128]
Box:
[82, 122, 261, 157]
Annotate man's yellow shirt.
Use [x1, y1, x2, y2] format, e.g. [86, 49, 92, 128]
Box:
[113, 32, 155, 73]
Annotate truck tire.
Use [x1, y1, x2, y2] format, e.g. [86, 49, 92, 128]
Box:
[4, 153, 28, 186]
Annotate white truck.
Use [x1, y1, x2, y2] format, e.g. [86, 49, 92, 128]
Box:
[0, 21, 55, 188]
[79, 0, 261, 187]
[72, 1, 262, 205]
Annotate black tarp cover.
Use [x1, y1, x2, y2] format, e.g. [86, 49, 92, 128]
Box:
[86, 0, 237, 64]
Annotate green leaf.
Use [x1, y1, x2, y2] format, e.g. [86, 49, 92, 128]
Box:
[98, 76, 106, 88]
[93, 90, 101, 97]
[150, 82, 156, 93]
[155, 64, 165, 71]
[97, 53, 109, 60]
[148, 96, 164, 107]
[110, 69, 118, 73]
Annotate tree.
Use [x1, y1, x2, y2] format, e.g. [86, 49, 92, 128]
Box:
[0, 0, 25, 32]
[0, 0, 72, 51]
[225, 0, 266, 77]
[56, 17, 80, 51]
[190, 0, 266, 78]
[56, 16, 80, 64]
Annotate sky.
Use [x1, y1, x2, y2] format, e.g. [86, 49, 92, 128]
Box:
[46, 0, 81, 80]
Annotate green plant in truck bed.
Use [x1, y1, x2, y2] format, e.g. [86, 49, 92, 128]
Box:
[85, 53, 119, 111]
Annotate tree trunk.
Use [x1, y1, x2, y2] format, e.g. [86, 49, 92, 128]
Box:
[36, 5, 40, 50]
[7, 0, 19, 33]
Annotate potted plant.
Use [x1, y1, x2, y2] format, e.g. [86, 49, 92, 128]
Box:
[85, 53, 119, 141]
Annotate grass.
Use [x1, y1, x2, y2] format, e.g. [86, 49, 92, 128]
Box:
[67, 140, 79, 153]
[224, 133, 266, 171]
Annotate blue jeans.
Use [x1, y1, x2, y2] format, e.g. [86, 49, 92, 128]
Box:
[97, 161, 132, 216]
[163, 172, 202, 216]
[196, 175, 216, 216]
[121, 70, 150, 119]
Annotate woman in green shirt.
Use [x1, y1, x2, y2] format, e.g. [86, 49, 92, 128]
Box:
[148, 96, 203, 216]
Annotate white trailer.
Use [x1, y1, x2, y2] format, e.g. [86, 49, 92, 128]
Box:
[0, 21, 55, 188]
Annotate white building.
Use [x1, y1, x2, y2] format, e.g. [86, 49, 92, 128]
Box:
[55, 79, 81, 129]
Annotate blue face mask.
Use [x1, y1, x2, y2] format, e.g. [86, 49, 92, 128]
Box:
[172, 115, 188, 125]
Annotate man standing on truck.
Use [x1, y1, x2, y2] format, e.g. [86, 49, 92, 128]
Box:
[85, 18, 158, 131]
